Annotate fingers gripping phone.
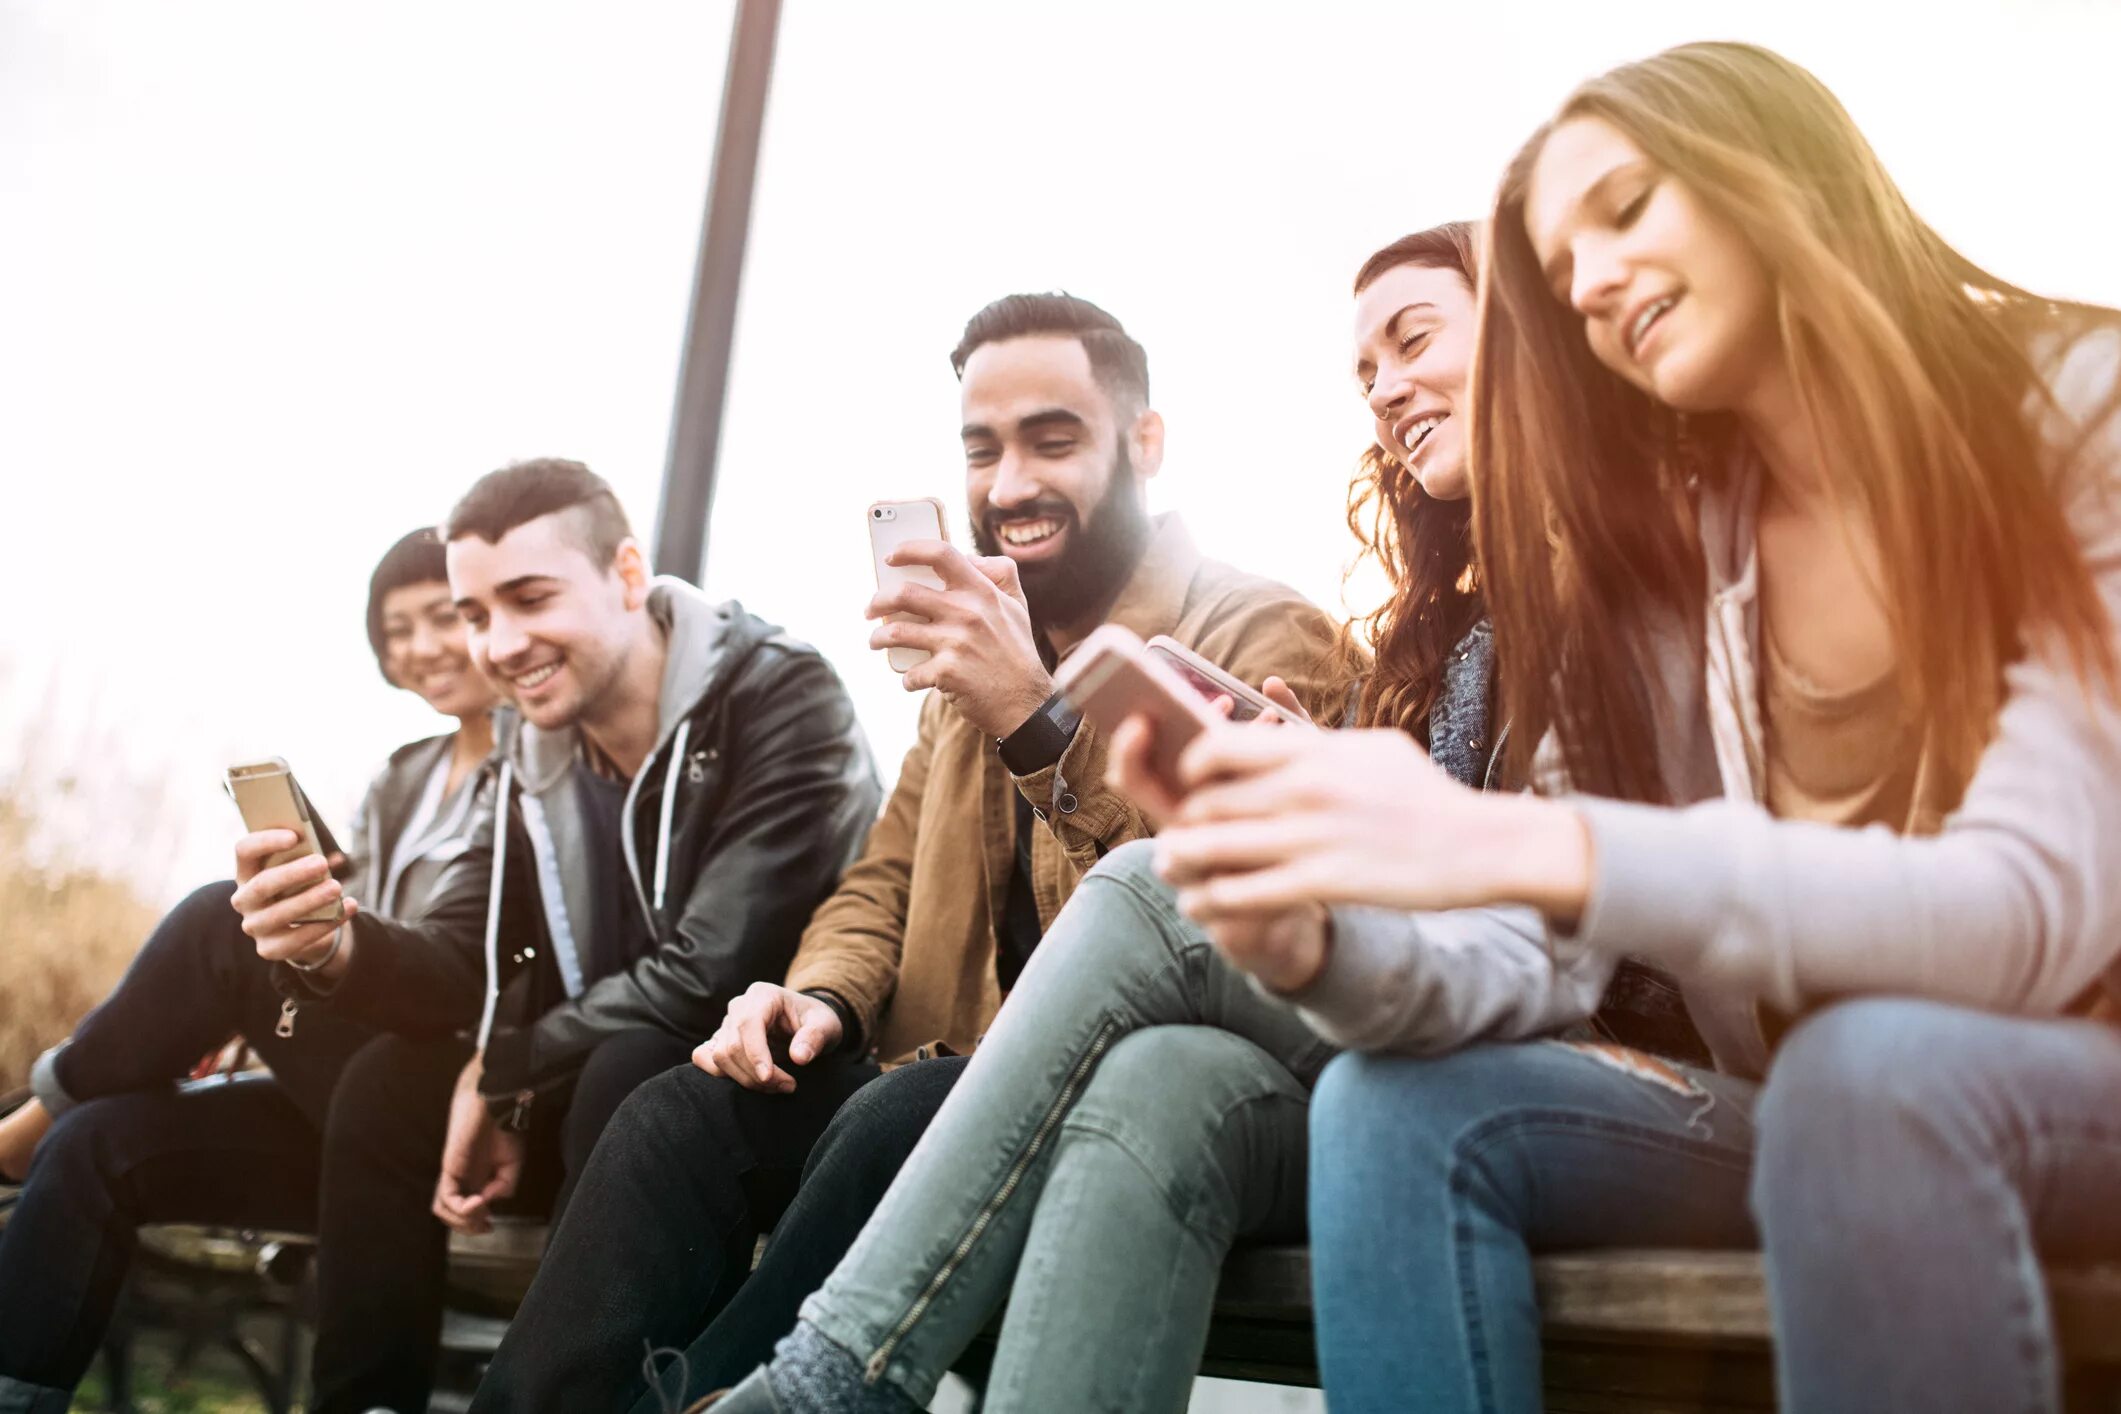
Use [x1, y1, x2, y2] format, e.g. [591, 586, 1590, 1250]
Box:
[868, 498, 951, 673]
[1144, 636, 1292, 725]
[1055, 625, 1223, 793]
[226, 758, 345, 925]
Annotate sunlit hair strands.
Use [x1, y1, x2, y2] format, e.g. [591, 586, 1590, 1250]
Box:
[1472, 40, 2117, 804]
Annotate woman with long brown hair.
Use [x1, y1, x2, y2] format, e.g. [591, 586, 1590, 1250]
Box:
[1150, 41, 2121, 1413]
[685, 226, 1509, 1414]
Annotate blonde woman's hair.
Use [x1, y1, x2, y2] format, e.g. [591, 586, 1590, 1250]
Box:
[1474, 40, 2116, 803]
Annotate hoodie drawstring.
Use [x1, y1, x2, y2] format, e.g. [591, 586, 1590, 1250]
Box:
[653, 719, 688, 914]
[476, 759, 515, 1052]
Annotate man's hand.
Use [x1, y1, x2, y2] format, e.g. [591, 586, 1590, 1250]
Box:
[693, 983, 843, 1093]
[867, 541, 1054, 739]
[432, 1055, 524, 1236]
[230, 830, 360, 978]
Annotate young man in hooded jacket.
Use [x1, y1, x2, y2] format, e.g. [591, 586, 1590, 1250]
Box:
[240, 458, 880, 1414]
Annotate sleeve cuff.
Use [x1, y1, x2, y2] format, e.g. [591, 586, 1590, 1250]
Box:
[1276, 906, 1416, 1033]
[481, 1027, 534, 1096]
[29, 1044, 76, 1118]
[802, 988, 865, 1057]
[1571, 797, 1723, 968]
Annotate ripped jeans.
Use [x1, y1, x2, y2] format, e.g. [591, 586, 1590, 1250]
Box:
[1310, 999, 2121, 1414]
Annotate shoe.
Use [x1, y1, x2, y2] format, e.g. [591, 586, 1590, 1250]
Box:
[682, 1367, 785, 1412]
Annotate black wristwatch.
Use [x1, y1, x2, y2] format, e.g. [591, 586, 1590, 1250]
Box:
[996, 690, 1082, 775]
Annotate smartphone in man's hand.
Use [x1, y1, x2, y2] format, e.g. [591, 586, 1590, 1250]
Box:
[867, 498, 951, 672]
[226, 758, 345, 925]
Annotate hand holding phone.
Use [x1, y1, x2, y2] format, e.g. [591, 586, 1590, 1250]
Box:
[227, 758, 357, 971]
[227, 759, 343, 925]
[1144, 637, 1308, 726]
[1056, 626, 1224, 810]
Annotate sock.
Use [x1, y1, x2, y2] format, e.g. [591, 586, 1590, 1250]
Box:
[764, 1320, 919, 1414]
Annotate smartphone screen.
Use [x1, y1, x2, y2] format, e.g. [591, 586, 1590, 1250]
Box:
[1150, 651, 1268, 723]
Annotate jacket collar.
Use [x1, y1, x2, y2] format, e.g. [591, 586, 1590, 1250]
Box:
[509, 581, 767, 794]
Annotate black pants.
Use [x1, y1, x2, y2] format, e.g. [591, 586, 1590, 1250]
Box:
[313, 1026, 694, 1414]
[471, 1054, 976, 1413]
[0, 882, 373, 1394]
[0, 880, 692, 1414]
[638, 1055, 971, 1411]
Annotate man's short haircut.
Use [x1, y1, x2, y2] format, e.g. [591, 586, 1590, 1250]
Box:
[366, 526, 450, 680]
[949, 293, 1150, 413]
[443, 457, 633, 569]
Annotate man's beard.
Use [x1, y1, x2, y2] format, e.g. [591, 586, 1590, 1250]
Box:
[971, 445, 1153, 633]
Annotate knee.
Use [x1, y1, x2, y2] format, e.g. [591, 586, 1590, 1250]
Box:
[30, 1099, 129, 1188]
[1089, 837, 1162, 892]
[176, 879, 241, 920]
[1311, 1051, 1426, 1170]
[165, 880, 245, 955]
[1753, 999, 2007, 1209]
[597, 1063, 720, 1162]
[1759, 998, 1979, 1144]
[570, 1032, 690, 1130]
[1063, 1029, 1304, 1216]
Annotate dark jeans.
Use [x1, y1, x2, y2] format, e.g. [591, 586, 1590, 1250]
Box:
[630, 1056, 970, 1414]
[315, 1027, 695, 1414]
[0, 880, 693, 1414]
[470, 1052, 971, 1414]
[0, 883, 374, 1398]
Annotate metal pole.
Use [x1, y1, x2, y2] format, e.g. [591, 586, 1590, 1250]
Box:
[651, 0, 783, 585]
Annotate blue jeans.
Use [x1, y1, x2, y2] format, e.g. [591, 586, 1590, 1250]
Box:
[797, 839, 1332, 1412]
[1309, 997, 2121, 1414]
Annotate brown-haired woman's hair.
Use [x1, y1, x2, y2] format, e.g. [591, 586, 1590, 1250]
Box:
[1473, 40, 2115, 803]
[1335, 221, 1486, 738]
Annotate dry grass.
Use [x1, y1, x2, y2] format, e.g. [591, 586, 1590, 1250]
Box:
[0, 783, 160, 1089]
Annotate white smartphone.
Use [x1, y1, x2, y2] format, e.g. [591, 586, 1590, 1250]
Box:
[226, 757, 345, 925]
[868, 498, 951, 673]
[1055, 625, 1223, 796]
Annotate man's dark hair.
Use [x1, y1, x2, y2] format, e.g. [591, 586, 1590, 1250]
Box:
[443, 457, 633, 568]
[949, 293, 1150, 411]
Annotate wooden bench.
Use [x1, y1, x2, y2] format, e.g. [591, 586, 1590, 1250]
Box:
[1198, 1245, 2121, 1413]
[80, 1224, 2121, 1411]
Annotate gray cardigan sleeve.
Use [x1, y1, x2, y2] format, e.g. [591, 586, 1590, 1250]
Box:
[1574, 324, 2121, 1017]
[1284, 903, 1615, 1054]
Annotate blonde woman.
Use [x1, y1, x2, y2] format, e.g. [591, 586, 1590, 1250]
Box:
[1152, 42, 2121, 1414]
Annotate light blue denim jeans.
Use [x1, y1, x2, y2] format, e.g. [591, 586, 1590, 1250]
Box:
[1309, 996, 2121, 1414]
[797, 839, 1334, 1412]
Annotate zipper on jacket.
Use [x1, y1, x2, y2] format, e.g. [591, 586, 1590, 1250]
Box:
[275, 998, 299, 1039]
[864, 1018, 1120, 1384]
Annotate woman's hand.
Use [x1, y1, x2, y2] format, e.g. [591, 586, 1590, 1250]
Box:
[1106, 675, 1317, 828]
[1203, 901, 1334, 994]
[1153, 726, 1594, 924]
[1258, 675, 1314, 726]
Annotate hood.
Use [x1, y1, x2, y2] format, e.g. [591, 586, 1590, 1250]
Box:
[507, 577, 773, 794]
[482, 581, 784, 1005]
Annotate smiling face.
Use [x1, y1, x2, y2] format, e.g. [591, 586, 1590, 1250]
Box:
[1353, 262, 1478, 501]
[446, 509, 649, 732]
[960, 333, 1158, 628]
[378, 580, 498, 720]
[1523, 114, 1780, 415]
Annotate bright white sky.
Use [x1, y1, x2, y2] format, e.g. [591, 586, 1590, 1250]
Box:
[5, 0, 2120, 904]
